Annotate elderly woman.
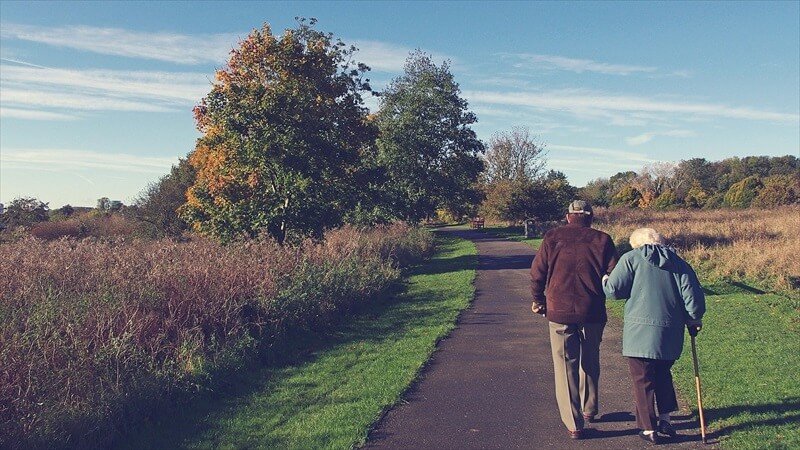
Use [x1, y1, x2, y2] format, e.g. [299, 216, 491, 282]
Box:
[603, 228, 705, 445]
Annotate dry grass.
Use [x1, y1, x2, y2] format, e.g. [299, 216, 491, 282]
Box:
[594, 206, 800, 292]
[0, 223, 433, 448]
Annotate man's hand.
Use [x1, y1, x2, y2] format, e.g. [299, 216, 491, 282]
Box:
[687, 319, 702, 337]
[531, 302, 546, 317]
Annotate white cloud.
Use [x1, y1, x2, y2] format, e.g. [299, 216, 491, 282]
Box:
[2, 89, 176, 112]
[1, 23, 239, 65]
[0, 107, 78, 120]
[626, 130, 695, 146]
[1, 149, 179, 174]
[502, 53, 659, 76]
[466, 89, 800, 123]
[1, 64, 211, 103]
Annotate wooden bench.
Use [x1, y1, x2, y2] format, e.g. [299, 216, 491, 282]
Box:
[470, 217, 485, 229]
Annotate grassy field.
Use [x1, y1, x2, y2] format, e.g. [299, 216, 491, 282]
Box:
[116, 232, 478, 449]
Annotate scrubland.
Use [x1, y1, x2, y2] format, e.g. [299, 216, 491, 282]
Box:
[0, 223, 433, 448]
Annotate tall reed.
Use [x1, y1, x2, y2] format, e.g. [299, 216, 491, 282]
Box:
[0, 223, 433, 449]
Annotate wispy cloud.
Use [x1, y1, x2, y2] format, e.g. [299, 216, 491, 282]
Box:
[0, 107, 79, 121]
[2, 64, 210, 103]
[466, 89, 800, 124]
[501, 53, 661, 76]
[2, 89, 177, 113]
[1, 148, 178, 174]
[0, 63, 211, 117]
[547, 144, 660, 179]
[626, 129, 695, 146]
[1, 23, 240, 65]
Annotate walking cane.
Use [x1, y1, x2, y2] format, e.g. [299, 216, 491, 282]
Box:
[690, 334, 707, 444]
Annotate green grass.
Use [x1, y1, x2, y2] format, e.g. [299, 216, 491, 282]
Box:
[611, 288, 799, 449]
[117, 232, 477, 450]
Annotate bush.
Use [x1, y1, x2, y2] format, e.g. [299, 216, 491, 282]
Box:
[751, 175, 798, 207]
[724, 175, 762, 208]
[0, 223, 431, 448]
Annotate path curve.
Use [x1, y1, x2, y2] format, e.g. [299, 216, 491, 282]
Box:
[364, 228, 712, 449]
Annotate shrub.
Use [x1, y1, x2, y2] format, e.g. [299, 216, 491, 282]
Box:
[751, 174, 798, 207]
[611, 185, 642, 208]
[0, 222, 431, 448]
[724, 175, 762, 208]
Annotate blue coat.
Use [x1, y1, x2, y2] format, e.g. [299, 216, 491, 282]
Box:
[603, 244, 706, 360]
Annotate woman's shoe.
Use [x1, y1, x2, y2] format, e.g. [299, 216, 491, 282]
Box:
[639, 430, 660, 444]
[658, 420, 677, 438]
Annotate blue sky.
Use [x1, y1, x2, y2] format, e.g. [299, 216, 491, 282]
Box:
[1, 1, 798, 208]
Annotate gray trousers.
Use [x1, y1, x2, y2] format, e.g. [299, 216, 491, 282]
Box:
[548, 321, 605, 431]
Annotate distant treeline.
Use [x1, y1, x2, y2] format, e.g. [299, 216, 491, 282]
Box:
[579, 155, 799, 209]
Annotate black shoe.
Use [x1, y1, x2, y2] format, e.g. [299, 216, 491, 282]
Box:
[639, 431, 660, 444]
[658, 420, 677, 438]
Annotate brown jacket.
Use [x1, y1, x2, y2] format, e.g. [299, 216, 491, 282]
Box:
[530, 223, 619, 324]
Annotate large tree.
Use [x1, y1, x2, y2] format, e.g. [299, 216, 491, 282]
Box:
[483, 126, 547, 184]
[480, 127, 548, 221]
[375, 51, 485, 222]
[181, 19, 377, 243]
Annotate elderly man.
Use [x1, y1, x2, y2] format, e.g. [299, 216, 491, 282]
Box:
[530, 200, 619, 439]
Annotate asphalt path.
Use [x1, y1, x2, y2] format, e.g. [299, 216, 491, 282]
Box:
[364, 227, 714, 449]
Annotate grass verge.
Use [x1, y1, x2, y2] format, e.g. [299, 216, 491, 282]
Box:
[116, 231, 477, 450]
[608, 286, 799, 449]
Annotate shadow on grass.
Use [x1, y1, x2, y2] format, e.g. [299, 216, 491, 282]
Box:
[702, 280, 769, 296]
[703, 396, 800, 441]
[112, 232, 477, 449]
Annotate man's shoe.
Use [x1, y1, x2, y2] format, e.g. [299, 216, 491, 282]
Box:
[638, 431, 660, 444]
[658, 420, 677, 438]
[569, 429, 583, 440]
[583, 414, 596, 423]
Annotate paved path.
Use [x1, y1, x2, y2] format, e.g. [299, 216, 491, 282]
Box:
[365, 228, 713, 449]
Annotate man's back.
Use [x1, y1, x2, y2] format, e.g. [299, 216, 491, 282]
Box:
[530, 223, 618, 324]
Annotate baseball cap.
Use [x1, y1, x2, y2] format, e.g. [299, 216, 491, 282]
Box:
[567, 200, 593, 215]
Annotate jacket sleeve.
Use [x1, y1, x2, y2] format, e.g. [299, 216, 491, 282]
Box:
[678, 262, 706, 321]
[604, 235, 620, 275]
[603, 253, 633, 300]
[530, 242, 549, 304]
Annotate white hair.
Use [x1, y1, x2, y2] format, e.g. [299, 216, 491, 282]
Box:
[629, 228, 663, 249]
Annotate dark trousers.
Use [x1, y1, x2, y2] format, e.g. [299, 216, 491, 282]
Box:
[626, 357, 679, 431]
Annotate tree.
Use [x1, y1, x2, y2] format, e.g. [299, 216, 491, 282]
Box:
[375, 50, 485, 222]
[751, 174, 798, 207]
[181, 19, 377, 243]
[500, 171, 576, 223]
[579, 177, 613, 207]
[480, 127, 547, 220]
[723, 175, 762, 208]
[684, 182, 711, 208]
[133, 158, 196, 238]
[0, 197, 49, 229]
[653, 189, 679, 209]
[96, 197, 111, 213]
[483, 126, 547, 184]
[611, 185, 643, 208]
